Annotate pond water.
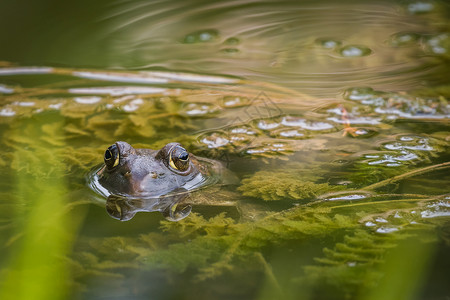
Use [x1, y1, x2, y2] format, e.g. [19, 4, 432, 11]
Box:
[0, 0, 449, 299]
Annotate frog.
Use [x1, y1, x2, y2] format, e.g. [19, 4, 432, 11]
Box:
[88, 141, 238, 221]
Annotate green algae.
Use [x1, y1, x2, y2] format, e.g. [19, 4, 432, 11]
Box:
[238, 170, 345, 201]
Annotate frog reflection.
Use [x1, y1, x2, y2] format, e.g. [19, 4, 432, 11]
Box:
[91, 141, 229, 221]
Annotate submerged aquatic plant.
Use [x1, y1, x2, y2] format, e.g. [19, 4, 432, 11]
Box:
[71, 193, 448, 299]
[238, 170, 344, 201]
[0, 63, 448, 299]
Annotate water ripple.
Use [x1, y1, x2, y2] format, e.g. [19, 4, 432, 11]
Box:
[88, 0, 450, 97]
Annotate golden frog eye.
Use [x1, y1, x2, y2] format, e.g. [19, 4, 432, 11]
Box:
[104, 144, 120, 170]
[169, 145, 190, 172]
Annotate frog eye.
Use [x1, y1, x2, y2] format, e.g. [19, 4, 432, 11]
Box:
[104, 144, 120, 169]
[169, 145, 190, 172]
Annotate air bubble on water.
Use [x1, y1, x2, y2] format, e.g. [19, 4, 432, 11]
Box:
[338, 45, 372, 57]
[365, 151, 419, 166]
[149, 71, 237, 84]
[69, 86, 165, 96]
[246, 148, 265, 154]
[123, 98, 144, 112]
[278, 129, 305, 138]
[373, 93, 449, 119]
[399, 136, 414, 142]
[281, 116, 334, 130]
[200, 132, 230, 149]
[49, 103, 63, 110]
[183, 29, 219, 44]
[230, 127, 256, 135]
[343, 87, 385, 105]
[427, 201, 450, 208]
[228, 126, 258, 145]
[376, 217, 388, 223]
[220, 95, 249, 108]
[353, 128, 377, 137]
[383, 136, 434, 151]
[315, 38, 342, 49]
[344, 87, 375, 101]
[0, 85, 13, 94]
[389, 32, 421, 47]
[374, 106, 443, 119]
[245, 142, 290, 156]
[376, 227, 399, 234]
[425, 33, 450, 55]
[13, 101, 35, 107]
[0, 67, 53, 75]
[407, 1, 434, 14]
[73, 71, 168, 84]
[421, 210, 450, 218]
[327, 194, 367, 201]
[421, 201, 450, 218]
[257, 119, 280, 130]
[327, 116, 381, 125]
[180, 103, 220, 117]
[0, 108, 16, 117]
[74, 96, 102, 104]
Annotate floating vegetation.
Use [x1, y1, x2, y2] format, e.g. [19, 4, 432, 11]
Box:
[239, 170, 345, 201]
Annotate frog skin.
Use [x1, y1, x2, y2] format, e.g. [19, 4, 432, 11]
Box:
[92, 141, 235, 221]
[97, 141, 212, 197]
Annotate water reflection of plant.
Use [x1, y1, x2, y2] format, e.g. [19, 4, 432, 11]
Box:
[71, 192, 448, 299]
